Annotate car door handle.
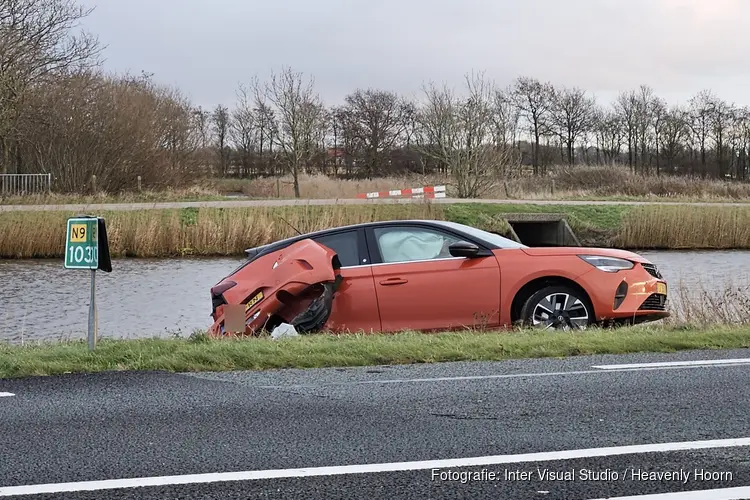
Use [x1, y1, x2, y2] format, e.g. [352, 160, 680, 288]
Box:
[380, 278, 408, 286]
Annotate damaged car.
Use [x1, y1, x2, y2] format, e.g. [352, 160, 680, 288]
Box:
[207, 219, 670, 336]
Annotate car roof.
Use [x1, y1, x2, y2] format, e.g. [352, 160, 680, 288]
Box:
[262, 219, 470, 248]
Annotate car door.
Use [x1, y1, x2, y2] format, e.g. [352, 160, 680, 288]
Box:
[366, 224, 500, 332]
[310, 229, 380, 333]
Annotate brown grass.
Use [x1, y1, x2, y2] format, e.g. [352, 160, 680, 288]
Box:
[506, 164, 750, 201]
[0, 203, 445, 258]
[206, 173, 450, 199]
[0, 186, 225, 205]
[5, 165, 750, 204]
[668, 278, 750, 326]
[205, 165, 750, 202]
[614, 205, 750, 249]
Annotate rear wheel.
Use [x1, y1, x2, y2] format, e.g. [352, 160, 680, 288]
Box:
[520, 285, 592, 330]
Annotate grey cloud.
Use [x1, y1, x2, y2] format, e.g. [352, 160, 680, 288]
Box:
[81, 0, 750, 109]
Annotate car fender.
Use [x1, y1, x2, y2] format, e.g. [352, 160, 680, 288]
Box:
[501, 267, 595, 325]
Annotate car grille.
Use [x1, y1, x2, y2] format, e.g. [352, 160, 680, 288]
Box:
[639, 293, 667, 311]
[641, 263, 663, 279]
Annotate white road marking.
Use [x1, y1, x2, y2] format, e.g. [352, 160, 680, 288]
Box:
[1, 437, 749, 496]
[256, 361, 750, 389]
[0, 392, 14, 397]
[586, 485, 750, 499]
[592, 358, 750, 370]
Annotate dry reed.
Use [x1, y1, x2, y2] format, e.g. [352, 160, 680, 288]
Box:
[613, 205, 750, 249]
[667, 278, 750, 326]
[0, 203, 446, 258]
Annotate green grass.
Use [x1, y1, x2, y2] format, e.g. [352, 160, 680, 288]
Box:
[3, 324, 750, 379]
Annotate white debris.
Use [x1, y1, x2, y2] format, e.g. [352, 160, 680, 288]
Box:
[271, 322, 299, 339]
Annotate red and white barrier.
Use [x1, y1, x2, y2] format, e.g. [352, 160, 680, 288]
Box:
[356, 185, 446, 199]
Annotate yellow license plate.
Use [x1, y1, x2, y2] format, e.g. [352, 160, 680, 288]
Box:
[245, 291, 264, 311]
[657, 282, 667, 295]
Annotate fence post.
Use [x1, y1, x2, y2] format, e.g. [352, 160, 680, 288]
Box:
[137, 175, 142, 192]
[47, 173, 51, 194]
[91, 174, 97, 193]
[551, 180, 555, 196]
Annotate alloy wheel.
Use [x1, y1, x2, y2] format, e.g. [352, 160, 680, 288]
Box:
[531, 292, 589, 330]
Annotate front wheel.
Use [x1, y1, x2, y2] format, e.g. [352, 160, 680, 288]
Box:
[520, 285, 593, 330]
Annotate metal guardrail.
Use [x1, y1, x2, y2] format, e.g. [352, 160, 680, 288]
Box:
[0, 173, 52, 195]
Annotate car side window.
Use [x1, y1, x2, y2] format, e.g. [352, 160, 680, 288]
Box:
[312, 231, 361, 267]
[373, 227, 461, 264]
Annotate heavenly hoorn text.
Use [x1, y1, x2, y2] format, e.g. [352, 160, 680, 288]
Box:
[431, 468, 734, 483]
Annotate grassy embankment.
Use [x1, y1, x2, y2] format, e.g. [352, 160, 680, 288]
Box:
[2, 324, 750, 379]
[3, 201, 750, 258]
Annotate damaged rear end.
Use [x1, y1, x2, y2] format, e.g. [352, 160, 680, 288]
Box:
[208, 239, 344, 337]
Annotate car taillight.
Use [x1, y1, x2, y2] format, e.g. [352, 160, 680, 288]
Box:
[211, 280, 236, 296]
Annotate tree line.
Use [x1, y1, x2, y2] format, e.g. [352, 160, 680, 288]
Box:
[2, 0, 749, 196]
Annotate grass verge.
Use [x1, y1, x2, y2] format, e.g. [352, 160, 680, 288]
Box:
[2, 324, 750, 379]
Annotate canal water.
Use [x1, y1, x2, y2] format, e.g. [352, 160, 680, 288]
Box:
[1, 250, 748, 343]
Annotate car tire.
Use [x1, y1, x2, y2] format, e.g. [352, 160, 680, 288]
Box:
[290, 275, 343, 333]
[520, 285, 593, 330]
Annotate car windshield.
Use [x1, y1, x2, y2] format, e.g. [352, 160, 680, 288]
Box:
[437, 221, 528, 249]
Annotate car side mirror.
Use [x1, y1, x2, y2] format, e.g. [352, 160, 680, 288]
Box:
[449, 241, 488, 258]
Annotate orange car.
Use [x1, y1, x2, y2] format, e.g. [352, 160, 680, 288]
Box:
[208, 219, 669, 336]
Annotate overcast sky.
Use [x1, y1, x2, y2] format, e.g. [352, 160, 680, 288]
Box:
[80, 0, 750, 110]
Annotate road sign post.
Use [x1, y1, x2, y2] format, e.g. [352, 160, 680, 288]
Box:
[65, 216, 112, 350]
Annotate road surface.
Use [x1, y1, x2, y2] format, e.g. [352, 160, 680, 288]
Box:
[2, 197, 750, 212]
[1, 350, 750, 499]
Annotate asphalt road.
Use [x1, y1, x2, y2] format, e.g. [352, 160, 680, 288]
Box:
[2, 197, 750, 212]
[2, 349, 750, 499]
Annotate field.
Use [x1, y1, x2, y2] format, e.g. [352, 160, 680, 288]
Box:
[4, 201, 750, 258]
[4, 165, 750, 205]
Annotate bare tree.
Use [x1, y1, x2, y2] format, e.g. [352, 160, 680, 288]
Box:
[615, 90, 639, 171]
[511, 76, 554, 174]
[550, 86, 597, 165]
[593, 108, 623, 164]
[708, 96, 734, 178]
[252, 67, 326, 197]
[211, 104, 230, 176]
[230, 83, 257, 177]
[659, 105, 689, 174]
[634, 85, 654, 172]
[415, 72, 518, 198]
[650, 96, 667, 174]
[340, 88, 409, 177]
[491, 87, 520, 148]
[687, 90, 714, 177]
[0, 0, 102, 173]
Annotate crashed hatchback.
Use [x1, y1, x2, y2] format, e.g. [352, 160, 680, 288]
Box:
[208, 219, 670, 336]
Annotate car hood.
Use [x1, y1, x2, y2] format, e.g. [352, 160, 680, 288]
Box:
[520, 247, 651, 263]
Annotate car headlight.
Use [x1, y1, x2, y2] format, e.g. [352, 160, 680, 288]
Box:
[578, 255, 634, 272]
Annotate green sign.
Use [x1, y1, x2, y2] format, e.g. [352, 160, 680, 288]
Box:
[65, 217, 99, 269]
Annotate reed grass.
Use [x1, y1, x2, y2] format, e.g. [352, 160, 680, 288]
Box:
[614, 205, 750, 249]
[4, 199, 750, 258]
[0, 203, 445, 258]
